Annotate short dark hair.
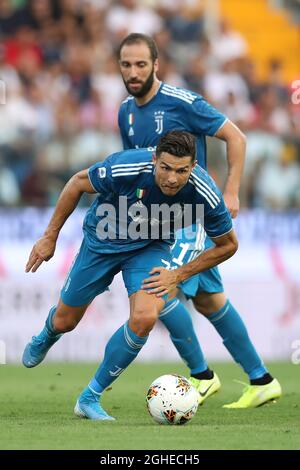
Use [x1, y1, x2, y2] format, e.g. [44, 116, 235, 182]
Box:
[118, 33, 158, 63]
[156, 131, 196, 162]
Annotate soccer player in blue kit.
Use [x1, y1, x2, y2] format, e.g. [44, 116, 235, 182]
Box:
[23, 131, 238, 420]
[117, 33, 281, 408]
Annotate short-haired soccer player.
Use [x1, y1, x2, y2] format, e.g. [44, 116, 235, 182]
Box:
[23, 131, 237, 420]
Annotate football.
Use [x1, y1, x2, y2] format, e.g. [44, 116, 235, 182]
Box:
[146, 374, 199, 425]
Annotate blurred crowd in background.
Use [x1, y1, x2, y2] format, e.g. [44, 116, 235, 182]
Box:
[0, 0, 300, 209]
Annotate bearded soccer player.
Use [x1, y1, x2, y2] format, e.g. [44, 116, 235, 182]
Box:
[117, 33, 281, 408]
[23, 131, 238, 420]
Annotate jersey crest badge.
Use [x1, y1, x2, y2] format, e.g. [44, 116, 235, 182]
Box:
[98, 167, 106, 178]
[154, 111, 165, 134]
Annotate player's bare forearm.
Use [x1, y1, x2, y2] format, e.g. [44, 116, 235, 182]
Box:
[215, 120, 246, 218]
[174, 230, 238, 283]
[142, 230, 238, 297]
[43, 170, 95, 241]
[25, 170, 95, 273]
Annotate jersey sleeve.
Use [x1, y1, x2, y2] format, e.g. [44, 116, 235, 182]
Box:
[188, 97, 228, 137]
[193, 170, 233, 238]
[118, 105, 131, 149]
[203, 198, 233, 239]
[88, 159, 114, 195]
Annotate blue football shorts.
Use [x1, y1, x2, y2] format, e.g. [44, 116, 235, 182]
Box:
[171, 226, 224, 300]
[61, 238, 172, 307]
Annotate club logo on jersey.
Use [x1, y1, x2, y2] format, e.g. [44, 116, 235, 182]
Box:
[128, 113, 134, 136]
[98, 167, 106, 178]
[154, 111, 165, 134]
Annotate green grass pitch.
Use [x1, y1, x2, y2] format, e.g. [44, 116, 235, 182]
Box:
[0, 362, 299, 450]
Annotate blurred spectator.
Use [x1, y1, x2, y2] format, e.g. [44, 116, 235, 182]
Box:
[203, 58, 250, 108]
[0, 39, 21, 98]
[156, 53, 186, 88]
[0, 0, 27, 36]
[268, 58, 290, 104]
[252, 143, 300, 209]
[25, 0, 57, 31]
[250, 84, 293, 135]
[0, 163, 20, 205]
[106, 0, 163, 44]
[4, 25, 42, 68]
[92, 54, 126, 130]
[159, 0, 204, 44]
[211, 18, 248, 64]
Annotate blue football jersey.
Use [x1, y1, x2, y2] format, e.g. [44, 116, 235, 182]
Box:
[84, 148, 232, 254]
[118, 82, 227, 169]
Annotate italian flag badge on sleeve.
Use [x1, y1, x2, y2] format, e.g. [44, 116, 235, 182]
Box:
[136, 188, 146, 199]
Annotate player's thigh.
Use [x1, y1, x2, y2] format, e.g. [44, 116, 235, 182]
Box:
[61, 239, 122, 307]
[121, 241, 172, 300]
[123, 242, 171, 330]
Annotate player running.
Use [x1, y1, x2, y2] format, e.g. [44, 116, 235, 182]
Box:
[23, 131, 238, 420]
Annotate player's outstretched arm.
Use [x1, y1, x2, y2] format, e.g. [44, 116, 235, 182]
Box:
[25, 170, 96, 273]
[142, 230, 238, 297]
[215, 120, 246, 218]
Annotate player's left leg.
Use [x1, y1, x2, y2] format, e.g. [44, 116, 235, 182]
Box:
[75, 241, 169, 421]
[193, 291, 282, 408]
[75, 290, 165, 420]
[159, 296, 209, 375]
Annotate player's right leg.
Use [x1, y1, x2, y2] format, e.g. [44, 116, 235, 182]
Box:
[161, 226, 221, 404]
[22, 238, 118, 369]
[159, 292, 220, 405]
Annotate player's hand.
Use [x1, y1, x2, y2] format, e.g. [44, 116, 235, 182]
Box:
[223, 191, 240, 219]
[25, 235, 56, 273]
[142, 267, 180, 298]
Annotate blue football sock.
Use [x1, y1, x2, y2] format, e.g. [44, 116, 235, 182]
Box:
[45, 306, 60, 336]
[35, 306, 61, 341]
[207, 300, 268, 380]
[89, 322, 148, 393]
[159, 299, 208, 375]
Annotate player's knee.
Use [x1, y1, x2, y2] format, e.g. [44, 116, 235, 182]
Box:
[192, 298, 211, 316]
[193, 293, 227, 317]
[130, 308, 158, 336]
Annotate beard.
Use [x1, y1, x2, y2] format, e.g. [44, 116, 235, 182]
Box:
[123, 66, 155, 98]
